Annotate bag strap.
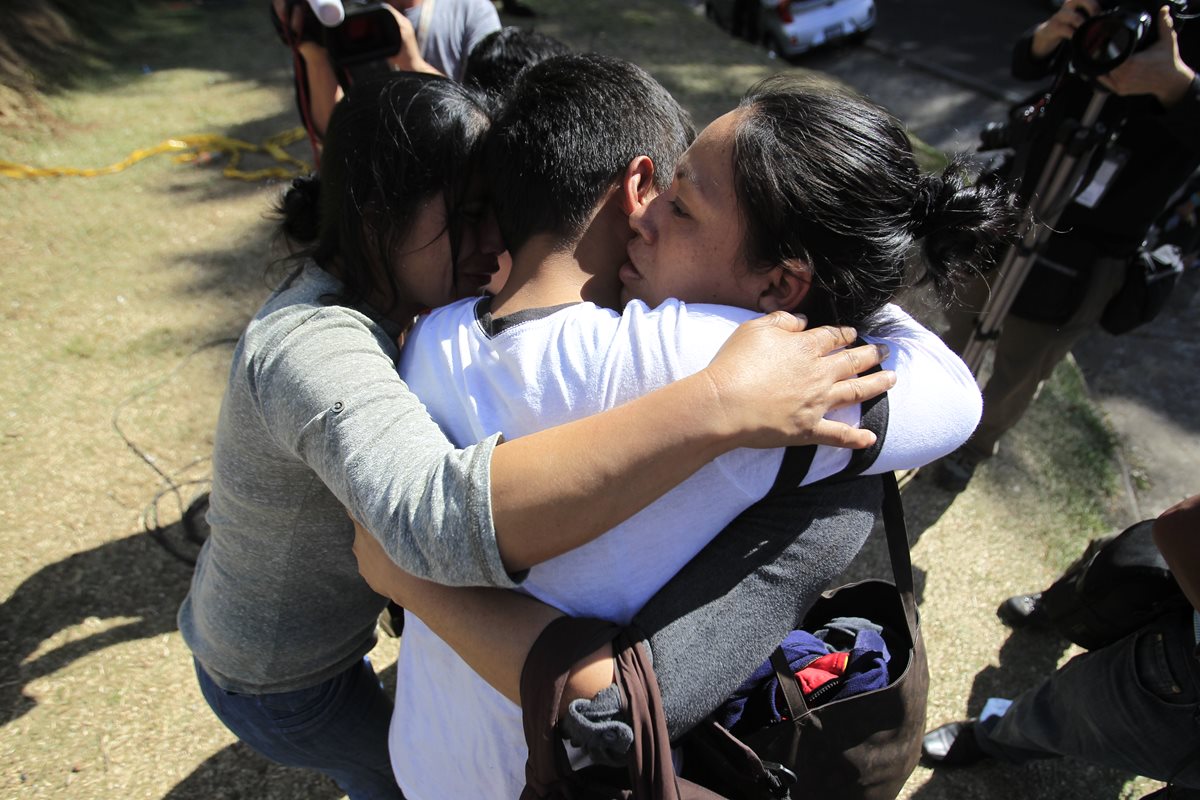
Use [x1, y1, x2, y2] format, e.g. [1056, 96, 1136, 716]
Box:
[416, 0, 436, 54]
[770, 471, 916, 717]
[765, 338, 890, 495]
[521, 617, 621, 799]
[521, 618, 724, 800]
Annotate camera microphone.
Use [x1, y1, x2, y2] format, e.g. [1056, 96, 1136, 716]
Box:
[306, 0, 345, 26]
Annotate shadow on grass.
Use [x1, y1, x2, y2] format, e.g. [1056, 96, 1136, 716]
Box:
[911, 629, 1140, 800]
[0, 521, 196, 727]
[6, 1, 283, 101]
[164, 644, 401, 799]
[0, 508, 376, 799]
[163, 740, 343, 800]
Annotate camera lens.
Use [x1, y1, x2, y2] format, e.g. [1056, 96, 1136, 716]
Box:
[1070, 10, 1153, 78]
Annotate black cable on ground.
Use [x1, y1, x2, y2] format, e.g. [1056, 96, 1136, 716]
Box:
[111, 337, 238, 567]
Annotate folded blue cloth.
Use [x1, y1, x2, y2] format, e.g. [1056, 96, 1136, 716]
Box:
[716, 616, 891, 733]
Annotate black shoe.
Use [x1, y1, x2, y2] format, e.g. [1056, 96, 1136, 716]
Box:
[996, 592, 1053, 631]
[932, 448, 983, 493]
[922, 720, 990, 767]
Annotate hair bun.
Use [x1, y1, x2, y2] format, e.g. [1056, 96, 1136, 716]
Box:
[910, 174, 945, 240]
[914, 156, 1019, 293]
[278, 173, 322, 244]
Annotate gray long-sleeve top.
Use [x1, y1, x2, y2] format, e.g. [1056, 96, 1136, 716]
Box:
[178, 263, 512, 694]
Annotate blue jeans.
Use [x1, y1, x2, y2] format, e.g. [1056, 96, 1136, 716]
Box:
[195, 657, 403, 800]
[977, 608, 1200, 787]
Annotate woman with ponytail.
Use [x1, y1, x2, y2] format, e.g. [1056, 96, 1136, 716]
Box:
[352, 72, 1019, 798]
[179, 70, 897, 799]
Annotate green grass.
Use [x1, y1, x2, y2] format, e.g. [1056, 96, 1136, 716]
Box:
[1008, 359, 1121, 568]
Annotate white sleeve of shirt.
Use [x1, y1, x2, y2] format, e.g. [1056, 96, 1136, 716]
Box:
[856, 303, 982, 475]
[623, 300, 981, 499]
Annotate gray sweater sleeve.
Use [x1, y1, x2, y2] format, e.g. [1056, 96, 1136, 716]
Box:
[251, 296, 516, 588]
[632, 477, 882, 740]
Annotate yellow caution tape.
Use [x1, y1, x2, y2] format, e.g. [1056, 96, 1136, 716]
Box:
[0, 128, 312, 181]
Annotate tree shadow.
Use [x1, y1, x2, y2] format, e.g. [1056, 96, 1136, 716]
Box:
[0, 520, 198, 726]
[8, 1, 281, 102]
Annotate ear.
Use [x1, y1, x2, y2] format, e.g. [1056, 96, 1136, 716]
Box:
[618, 156, 657, 216]
[757, 259, 812, 314]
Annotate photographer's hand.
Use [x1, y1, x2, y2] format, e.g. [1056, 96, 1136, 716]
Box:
[382, 4, 442, 76]
[1097, 6, 1196, 107]
[1031, 0, 1101, 60]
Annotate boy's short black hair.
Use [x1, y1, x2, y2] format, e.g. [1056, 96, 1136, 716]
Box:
[486, 53, 694, 255]
[463, 26, 570, 100]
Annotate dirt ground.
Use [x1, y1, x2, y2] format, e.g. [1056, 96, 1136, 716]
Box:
[0, 1, 1166, 798]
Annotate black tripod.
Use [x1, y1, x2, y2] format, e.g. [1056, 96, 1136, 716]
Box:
[960, 87, 1114, 375]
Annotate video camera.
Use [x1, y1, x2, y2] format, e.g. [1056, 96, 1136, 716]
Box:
[277, 0, 404, 68]
[977, 0, 1194, 154]
[959, 0, 1197, 372]
[1070, 0, 1193, 78]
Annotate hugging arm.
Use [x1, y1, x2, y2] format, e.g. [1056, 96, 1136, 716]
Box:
[352, 478, 881, 747]
[267, 307, 889, 588]
[352, 309, 972, 757]
[488, 315, 896, 572]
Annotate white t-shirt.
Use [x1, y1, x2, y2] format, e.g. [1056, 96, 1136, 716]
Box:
[389, 298, 980, 800]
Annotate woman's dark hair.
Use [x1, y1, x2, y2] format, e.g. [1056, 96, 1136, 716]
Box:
[276, 72, 491, 311]
[732, 74, 1018, 327]
[463, 26, 571, 103]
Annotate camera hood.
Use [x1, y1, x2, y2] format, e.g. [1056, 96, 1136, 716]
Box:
[1071, 8, 1154, 78]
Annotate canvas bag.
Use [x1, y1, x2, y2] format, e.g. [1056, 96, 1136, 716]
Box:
[681, 471, 928, 800]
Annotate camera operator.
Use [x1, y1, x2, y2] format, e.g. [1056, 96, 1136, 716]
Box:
[936, 1, 1199, 492]
[274, 0, 500, 141]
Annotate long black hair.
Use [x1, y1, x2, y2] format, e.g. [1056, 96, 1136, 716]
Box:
[732, 74, 1018, 327]
[276, 72, 491, 311]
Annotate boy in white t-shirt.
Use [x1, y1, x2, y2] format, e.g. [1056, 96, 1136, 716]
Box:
[356, 56, 1014, 800]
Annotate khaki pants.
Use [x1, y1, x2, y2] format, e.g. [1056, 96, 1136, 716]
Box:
[943, 256, 1128, 461]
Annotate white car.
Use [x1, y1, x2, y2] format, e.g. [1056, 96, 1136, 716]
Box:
[706, 0, 876, 59]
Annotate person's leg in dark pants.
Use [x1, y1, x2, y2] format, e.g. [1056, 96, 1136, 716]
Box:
[195, 657, 403, 800]
[977, 610, 1200, 787]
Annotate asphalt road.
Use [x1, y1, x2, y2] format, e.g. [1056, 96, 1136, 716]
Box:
[769, 0, 1200, 521]
[797, 0, 1053, 151]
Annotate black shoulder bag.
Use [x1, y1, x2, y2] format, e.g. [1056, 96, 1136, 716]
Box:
[681, 471, 928, 800]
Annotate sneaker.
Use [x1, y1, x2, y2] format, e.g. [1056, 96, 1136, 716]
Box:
[996, 592, 1053, 631]
[932, 448, 984, 493]
[922, 720, 991, 767]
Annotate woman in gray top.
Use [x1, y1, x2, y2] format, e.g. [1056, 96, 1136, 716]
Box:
[179, 72, 892, 798]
